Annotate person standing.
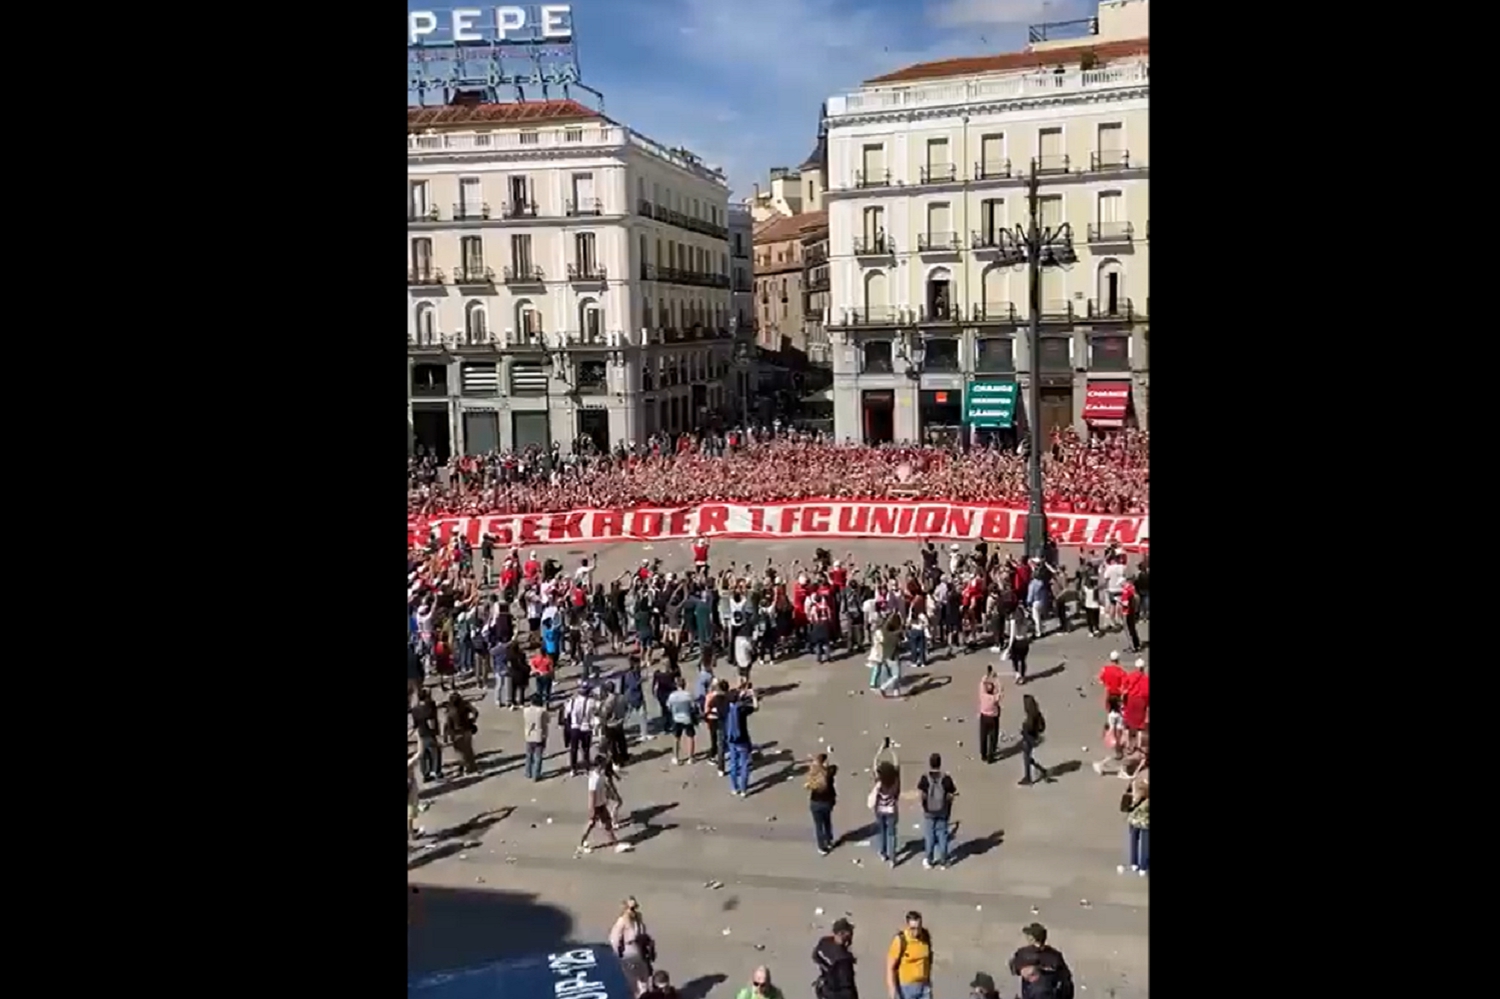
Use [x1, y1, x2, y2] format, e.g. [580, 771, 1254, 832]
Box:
[600, 681, 629, 766]
[1119, 576, 1142, 653]
[565, 683, 597, 776]
[1118, 756, 1149, 876]
[736, 967, 784, 999]
[410, 686, 443, 782]
[1121, 658, 1149, 753]
[884, 911, 934, 999]
[813, 919, 859, 999]
[1080, 571, 1102, 639]
[1008, 617, 1033, 684]
[522, 692, 549, 781]
[704, 678, 730, 775]
[869, 742, 901, 867]
[806, 751, 838, 855]
[442, 690, 479, 776]
[978, 667, 1003, 763]
[1026, 567, 1048, 641]
[665, 674, 699, 765]
[622, 657, 649, 745]
[609, 897, 655, 985]
[1018, 694, 1053, 786]
[725, 684, 758, 797]
[1008, 924, 1074, 999]
[916, 754, 958, 870]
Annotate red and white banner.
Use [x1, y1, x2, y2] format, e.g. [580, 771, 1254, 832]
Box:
[408, 501, 1148, 552]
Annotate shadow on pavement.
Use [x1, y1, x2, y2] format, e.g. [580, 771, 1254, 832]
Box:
[408, 885, 577, 976]
[679, 972, 730, 999]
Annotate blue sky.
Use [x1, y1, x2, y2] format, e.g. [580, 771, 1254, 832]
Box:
[407, 0, 1095, 197]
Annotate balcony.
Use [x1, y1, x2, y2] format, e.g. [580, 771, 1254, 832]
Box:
[642, 263, 730, 288]
[854, 169, 891, 189]
[408, 268, 446, 287]
[852, 235, 895, 257]
[567, 263, 608, 284]
[1089, 149, 1132, 172]
[453, 202, 490, 221]
[650, 203, 729, 239]
[974, 159, 1012, 181]
[1032, 154, 1070, 176]
[807, 273, 829, 292]
[566, 197, 603, 217]
[733, 277, 753, 292]
[637, 198, 653, 217]
[917, 303, 959, 324]
[502, 201, 538, 219]
[971, 303, 1020, 324]
[408, 205, 440, 222]
[411, 380, 448, 398]
[917, 231, 961, 254]
[834, 306, 902, 327]
[1039, 300, 1076, 323]
[919, 163, 957, 184]
[805, 245, 828, 267]
[971, 231, 1025, 263]
[1087, 221, 1134, 246]
[1087, 299, 1136, 323]
[503, 265, 546, 285]
[825, 63, 1148, 119]
[454, 266, 495, 286]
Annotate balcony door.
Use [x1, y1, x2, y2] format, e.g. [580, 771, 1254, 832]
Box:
[459, 177, 481, 217]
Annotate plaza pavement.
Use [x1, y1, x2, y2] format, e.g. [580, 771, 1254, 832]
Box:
[409, 538, 1149, 998]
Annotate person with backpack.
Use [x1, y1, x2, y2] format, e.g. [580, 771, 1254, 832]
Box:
[1018, 694, 1054, 785]
[725, 683, 758, 796]
[1008, 924, 1074, 999]
[806, 750, 839, 855]
[812, 918, 858, 999]
[884, 911, 933, 999]
[915, 753, 958, 870]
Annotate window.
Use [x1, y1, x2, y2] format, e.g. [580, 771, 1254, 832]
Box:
[570, 172, 595, 213]
[410, 238, 433, 278]
[580, 299, 603, 341]
[575, 232, 597, 274]
[926, 202, 952, 246]
[975, 337, 1015, 372]
[458, 177, 482, 218]
[862, 340, 893, 373]
[517, 302, 542, 343]
[924, 337, 959, 371]
[460, 235, 484, 277]
[414, 302, 436, 344]
[577, 359, 608, 392]
[1095, 122, 1125, 168]
[926, 268, 952, 320]
[510, 233, 533, 274]
[924, 138, 951, 182]
[859, 144, 886, 185]
[518, 129, 539, 145]
[979, 134, 1006, 178]
[1098, 191, 1122, 223]
[863, 270, 889, 309]
[1037, 337, 1072, 372]
[861, 206, 885, 246]
[508, 175, 530, 211]
[510, 361, 548, 395]
[464, 301, 488, 343]
[1039, 195, 1063, 229]
[564, 127, 583, 142]
[1089, 335, 1130, 371]
[460, 362, 499, 395]
[638, 234, 648, 276]
[638, 177, 646, 203]
[412, 363, 448, 395]
[643, 300, 654, 329]
[808, 180, 814, 201]
[409, 181, 431, 220]
[1097, 260, 1125, 315]
[979, 199, 1005, 245]
[1037, 127, 1065, 172]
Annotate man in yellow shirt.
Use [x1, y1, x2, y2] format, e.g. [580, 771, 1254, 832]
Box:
[885, 911, 934, 999]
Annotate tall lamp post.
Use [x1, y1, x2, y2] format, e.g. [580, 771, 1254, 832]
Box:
[1010, 166, 1077, 558]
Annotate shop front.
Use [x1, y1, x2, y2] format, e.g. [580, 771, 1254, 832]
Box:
[1083, 380, 1134, 431]
[861, 389, 894, 444]
[964, 378, 1018, 450]
[919, 388, 964, 446]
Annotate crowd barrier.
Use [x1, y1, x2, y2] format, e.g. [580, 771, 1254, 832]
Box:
[408, 500, 1149, 552]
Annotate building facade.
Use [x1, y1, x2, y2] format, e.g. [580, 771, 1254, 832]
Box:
[825, 0, 1149, 444]
[407, 99, 752, 457]
[752, 211, 827, 353]
[803, 224, 831, 366]
[729, 204, 754, 337]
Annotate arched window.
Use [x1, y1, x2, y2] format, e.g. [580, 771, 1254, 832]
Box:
[579, 297, 603, 342]
[465, 300, 488, 343]
[414, 302, 436, 344]
[925, 266, 953, 321]
[1096, 259, 1126, 317]
[515, 300, 541, 343]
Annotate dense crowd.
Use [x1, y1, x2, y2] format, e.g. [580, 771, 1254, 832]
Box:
[408, 427, 1149, 518]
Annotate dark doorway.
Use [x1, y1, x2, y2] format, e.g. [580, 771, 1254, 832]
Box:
[412, 407, 450, 461]
[862, 389, 894, 445]
[1105, 272, 1121, 315]
[1040, 387, 1073, 440]
[919, 389, 963, 446]
[576, 408, 609, 453]
[927, 277, 952, 321]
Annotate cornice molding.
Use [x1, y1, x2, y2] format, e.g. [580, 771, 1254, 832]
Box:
[827, 85, 1148, 130]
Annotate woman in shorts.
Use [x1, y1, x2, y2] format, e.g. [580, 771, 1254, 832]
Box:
[576, 755, 621, 855]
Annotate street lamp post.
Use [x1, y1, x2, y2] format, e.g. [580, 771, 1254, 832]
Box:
[1012, 167, 1077, 558]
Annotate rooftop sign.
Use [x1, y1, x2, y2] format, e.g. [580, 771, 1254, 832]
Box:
[408, 5, 574, 45]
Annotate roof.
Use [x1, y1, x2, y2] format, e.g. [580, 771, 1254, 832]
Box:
[800, 133, 827, 171]
[753, 209, 828, 245]
[407, 99, 603, 131]
[864, 37, 1149, 85]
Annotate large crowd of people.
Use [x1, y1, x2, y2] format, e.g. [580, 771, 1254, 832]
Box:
[408, 427, 1150, 519]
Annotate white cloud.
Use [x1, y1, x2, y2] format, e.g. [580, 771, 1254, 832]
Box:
[930, 0, 1089, 28]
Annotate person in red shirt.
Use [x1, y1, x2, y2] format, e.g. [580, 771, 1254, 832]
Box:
[827, 559, 847, 591]
[691, 536, 710, 573]
[1119, 578, 1141, 653]
[523, 551, 541, 582]
[1092, 650, 1128, 772]
[1120, 658, 1149, 751]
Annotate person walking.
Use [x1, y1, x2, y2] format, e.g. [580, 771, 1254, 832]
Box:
[1118, 753, 1149, 876]
[1008, 617, 1033, 684]
[812, 918, 859, 999]
[725, 683, 758, 797]
[884, 911, 934, 999]
[576, 755, 625, 855]
[806, 750, 839, 855]
[736, 967, 784, 999]
[868, 741, 901, 867]
[665, 674, 699, 765]
[442, 689, 480, 776]
[1017, 694, 1053, 786]
[565, 683, 597, 776]
[905, 601, 929, 669]
[977, 666, 1003, 763]
[1008, 924, 1074, 999]
[622, 657, 649, 745]
[916, 754, 958, 870]
[522, 692, 549, 781]
[1026, 566, 1048, 641]
[1121, 658, 1149, 753]
[609, 897, 656, 990]
[410, 686, 443, 782]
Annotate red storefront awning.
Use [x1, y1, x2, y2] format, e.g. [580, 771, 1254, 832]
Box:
[1084, 381, 1131, 426]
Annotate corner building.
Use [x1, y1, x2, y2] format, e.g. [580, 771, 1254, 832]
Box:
[825, 0, 1150, 444]
[408, 99, 750, 457]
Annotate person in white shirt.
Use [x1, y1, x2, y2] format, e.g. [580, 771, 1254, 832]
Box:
[576, 755, 622, 855]
[573, 557, 594, 589]
[1101, 558, 1127, 631]
[948, 543, 964, 576]
[566, 685, 599, 776]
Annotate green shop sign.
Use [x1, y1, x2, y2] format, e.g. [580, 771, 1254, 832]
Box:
[964, 380, 1017, 428]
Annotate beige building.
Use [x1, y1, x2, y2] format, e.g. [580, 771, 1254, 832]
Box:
[752, 210, 828, 353]
[742, 134, 829, 223]
[825, 0, 1149, 444]
[407, 98, 757, 456]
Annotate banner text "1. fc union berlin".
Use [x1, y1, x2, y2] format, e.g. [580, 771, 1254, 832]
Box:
[408, 501, 1149, 551]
